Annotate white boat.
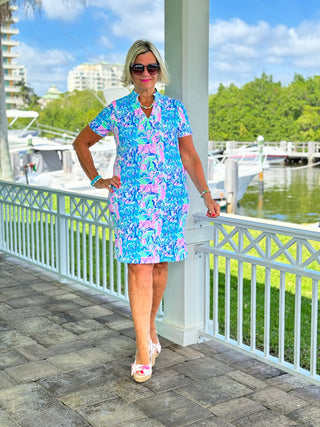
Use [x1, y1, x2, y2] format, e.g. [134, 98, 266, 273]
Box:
[225, 144, 288, 165]
[208, 155, 263, 202]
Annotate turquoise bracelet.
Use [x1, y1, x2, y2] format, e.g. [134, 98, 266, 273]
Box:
[90, 175, 102, 186]
[200, 189, 210, 198]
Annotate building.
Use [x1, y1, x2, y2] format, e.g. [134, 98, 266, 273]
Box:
[67, 62, 124, 93]
[1, 6, 26, 109]
[38, 85, 63, 108]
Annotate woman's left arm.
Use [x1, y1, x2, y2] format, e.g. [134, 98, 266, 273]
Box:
[179, 135, 220, 218]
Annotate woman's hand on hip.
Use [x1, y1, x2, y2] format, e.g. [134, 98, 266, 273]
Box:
[94, 176, 121, 192]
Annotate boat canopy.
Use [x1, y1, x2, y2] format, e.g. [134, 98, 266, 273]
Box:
[6, 110, 39, 119]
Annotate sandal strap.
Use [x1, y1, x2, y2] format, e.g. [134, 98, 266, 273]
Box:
[151, 340, 161, 355]
[131, 362, 152, 377]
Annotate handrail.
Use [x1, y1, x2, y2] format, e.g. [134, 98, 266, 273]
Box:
[194, 213, 320, 384]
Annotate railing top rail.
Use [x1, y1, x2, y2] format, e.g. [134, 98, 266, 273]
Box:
[0, 180, 108, 204]
[193, 212, 320, 241]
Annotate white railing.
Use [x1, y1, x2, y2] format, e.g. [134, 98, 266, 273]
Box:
[0, 181, 128, 302]
[194, 213, 320, 384]
[1, 181, 319, 383]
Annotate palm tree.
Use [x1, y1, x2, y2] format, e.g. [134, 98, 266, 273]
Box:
[0, 0, 84, 180]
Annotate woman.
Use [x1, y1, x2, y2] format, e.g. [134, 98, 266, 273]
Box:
[73, 40, 220, 383]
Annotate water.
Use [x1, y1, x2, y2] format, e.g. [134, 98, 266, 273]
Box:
[237, 164, 320, 225]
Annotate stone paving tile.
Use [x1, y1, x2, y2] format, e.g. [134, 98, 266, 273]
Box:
[250, 386, 309, 414]
[226, 370, 267, 391]
[134, 390, 213, 427]
[18, 405, 91, 427]
[99, 332, 137, 358]
[288, 384, 320, 406]
[68, 304, 114, 320]
[236, 357, 285, 380]
[94, 313, 134, 331]
[288, 404, 320, 425]
[39, 362, 128, 397]
[187, 416, 235, 426]
[167, 343, 204, 360]
[266, 372, 313, 392]
[0, 303, 11, 312]
[172, 356, 234, 381]
[108, 377, 155, 402]
[149, 347, 186, 369]
[28, 326, 79, 347]
[47, 347, 114, 372]
[62, 318, 106, 335]
[0, 305, 48, 321]
[78, 328, 118, 346]
[0, 409, 20, 427]
[175, 375, 252, 408]
[145, 367, 191, 393]
[0, 371, 16, 390]
[0, 330, 37, 350]
[4, 360, 60, 383]
[78, 398, 148, 427]
[233, 408, 299, 426]
[0, 349, 28, 369]
[14, 342, 49, 361]
[60, 384, 119, 409]
[45, 339, 93, 357]
[0, 383, 59, 423]
[8, 316, 63, 335]
[210, 396, 265, 422]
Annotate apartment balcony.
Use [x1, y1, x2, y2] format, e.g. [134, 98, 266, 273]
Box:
[2, 51, 19, 58]
[3, 63, 21, 70]
[4, 74, 22, 82]
[5, 85, 21, 93]
[0, 180, 319, 425]
[1, 39, 19, 47]
[0, 26, 19, 35]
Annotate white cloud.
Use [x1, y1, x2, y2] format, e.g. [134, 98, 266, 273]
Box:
[209, 18, 320, 92]
[91, 0, 164, 43]
[17, 42, 75, 94]
[41, 0, 85, 21]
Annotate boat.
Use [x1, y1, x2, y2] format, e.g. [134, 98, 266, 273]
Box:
[225, 143, 288, 165]
[208, 154, 263, 202]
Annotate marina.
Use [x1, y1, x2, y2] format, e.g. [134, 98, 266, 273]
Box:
[238, 163, 320, 225]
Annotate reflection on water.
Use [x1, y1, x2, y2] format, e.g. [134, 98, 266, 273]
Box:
[238, 165, 320, 225]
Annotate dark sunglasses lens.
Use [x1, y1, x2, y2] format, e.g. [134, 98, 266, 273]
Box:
[147, 64, 160, 75]
[131, 65, 144, 75]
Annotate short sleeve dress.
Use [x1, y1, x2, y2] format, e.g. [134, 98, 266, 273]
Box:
[89, 90, 192, 264]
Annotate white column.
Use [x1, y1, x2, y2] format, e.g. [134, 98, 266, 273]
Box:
[156, 0, 210, 346]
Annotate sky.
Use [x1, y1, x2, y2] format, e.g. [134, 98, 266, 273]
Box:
[12, 0, 320, 97]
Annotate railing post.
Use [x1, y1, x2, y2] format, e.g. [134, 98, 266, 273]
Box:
[159, 0, 210, 346]
[56, 193, 68, 282]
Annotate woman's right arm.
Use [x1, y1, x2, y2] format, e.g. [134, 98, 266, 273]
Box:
[73, 125, 120, 191]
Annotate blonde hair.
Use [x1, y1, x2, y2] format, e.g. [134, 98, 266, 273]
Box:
[121, 40, 170, 87]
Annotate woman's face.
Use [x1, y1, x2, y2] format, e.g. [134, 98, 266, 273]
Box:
[131, 51, 159, 93]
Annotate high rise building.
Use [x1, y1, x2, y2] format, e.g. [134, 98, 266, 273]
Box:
[67, 62, 124, 93]
[1, 5, 26, 109]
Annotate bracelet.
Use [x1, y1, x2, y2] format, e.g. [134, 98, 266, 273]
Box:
[90, 174, 102, 186]
[200, 189, 210, 198]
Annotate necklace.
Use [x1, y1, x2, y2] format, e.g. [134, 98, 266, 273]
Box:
[139, 102, 154, 109]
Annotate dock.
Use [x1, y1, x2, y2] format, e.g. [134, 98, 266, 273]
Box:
[209, 140, 320, 164]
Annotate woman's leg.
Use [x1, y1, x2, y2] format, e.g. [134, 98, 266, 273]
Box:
[150, 262, 168, 344]
[128, 263, 154, 365]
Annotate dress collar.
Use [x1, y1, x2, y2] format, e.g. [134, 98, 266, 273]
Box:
[131, 89, 160, 105]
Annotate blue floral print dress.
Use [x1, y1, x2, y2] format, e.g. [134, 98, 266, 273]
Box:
[89, 90, 193, 264]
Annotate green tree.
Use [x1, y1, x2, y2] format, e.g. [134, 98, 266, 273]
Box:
[37, 89, 104, 134]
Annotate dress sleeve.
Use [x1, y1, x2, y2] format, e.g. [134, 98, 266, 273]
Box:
[176, 101, 193, 138]
[89, 103, 115, 137]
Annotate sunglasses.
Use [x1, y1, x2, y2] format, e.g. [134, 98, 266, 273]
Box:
[130, 63, 160, 75]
